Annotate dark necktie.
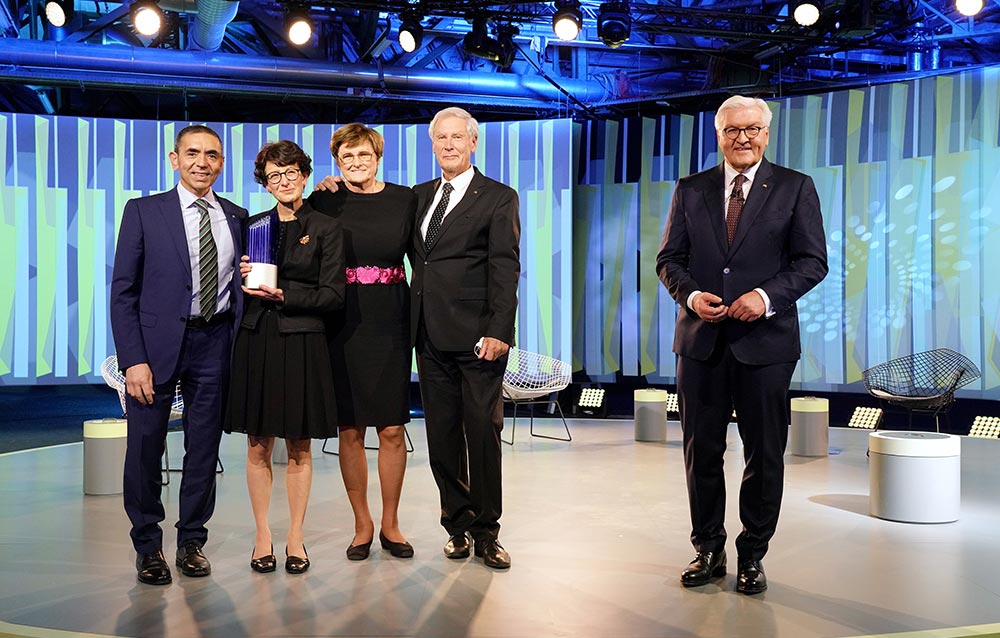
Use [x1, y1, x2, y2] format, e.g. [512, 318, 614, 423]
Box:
[424, 182, 454, 251]
[726, 173, 747, 246]
[194, 198, 219, 319]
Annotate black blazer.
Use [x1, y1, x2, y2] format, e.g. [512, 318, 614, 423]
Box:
[241, 202, 345, 334]
[655, 158, 828, 365]
[410, 167, 521, 350]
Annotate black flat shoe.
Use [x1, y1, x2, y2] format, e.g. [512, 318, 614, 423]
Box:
[346, 538, 373, 561]
[136, 550, 172, 585]
[285, 545, 310, 574]
[680, 549, 726, 587]
[251, 545, 276, 573]
[175, 542, 211, 577]
[379, 531, 414, 558]
[736, 559, 767, 595]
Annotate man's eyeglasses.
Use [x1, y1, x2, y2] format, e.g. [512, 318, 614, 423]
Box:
[337, 151, 374, 164]
[265, 168, 301, 184]
[722, 126, 766, 140]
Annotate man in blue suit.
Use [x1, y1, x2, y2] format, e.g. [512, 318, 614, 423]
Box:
[656, 96, 828, 594]
[111, 124, 247, 585]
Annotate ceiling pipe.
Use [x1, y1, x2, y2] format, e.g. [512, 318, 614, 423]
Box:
[188, 0, 239, 51]
[0, 39, 607, 105]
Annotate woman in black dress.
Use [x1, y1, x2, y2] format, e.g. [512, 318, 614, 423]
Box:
[226, 141, 345, 574]
[310, 124, 416, 560]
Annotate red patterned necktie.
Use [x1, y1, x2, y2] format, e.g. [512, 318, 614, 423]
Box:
[726, 174, 747, 246]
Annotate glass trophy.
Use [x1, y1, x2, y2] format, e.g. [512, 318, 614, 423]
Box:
[245, 212, 278, 290]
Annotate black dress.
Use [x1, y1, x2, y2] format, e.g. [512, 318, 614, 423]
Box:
[226, 206, 343, 439]
[310, 184, 416, 427]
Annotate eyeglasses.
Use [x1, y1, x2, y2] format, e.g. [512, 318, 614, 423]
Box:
[337, 151, 374, 164]
[722, 126, 766, 140]
[265, 168, 301, 184]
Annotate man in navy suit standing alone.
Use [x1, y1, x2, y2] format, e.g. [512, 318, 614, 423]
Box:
[656, 96, 828, 594]
[111, 124, 246, 585]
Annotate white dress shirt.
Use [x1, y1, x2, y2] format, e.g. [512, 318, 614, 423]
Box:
[177, 184, 236, 317]
[420, 165, 476, 241]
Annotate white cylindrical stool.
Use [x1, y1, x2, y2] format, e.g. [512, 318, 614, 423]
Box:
[869, 431, 961, 523]
[634, 389, 668, 442]
[83, 418, 127, 495]
[789, 397, 829, 457]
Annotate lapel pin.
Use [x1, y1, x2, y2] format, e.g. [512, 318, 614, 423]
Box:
[299, 235, 311, 245]
[762, 184, 768, 188]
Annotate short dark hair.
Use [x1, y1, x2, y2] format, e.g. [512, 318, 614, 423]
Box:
[174, 125, 222, 152]
[253, 140, 313, 186]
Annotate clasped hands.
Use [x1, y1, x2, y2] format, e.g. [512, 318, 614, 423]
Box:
[240, 256, 284, 303]
[694, 291, 765, 323]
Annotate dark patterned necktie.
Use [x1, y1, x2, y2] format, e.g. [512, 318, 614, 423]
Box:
[194, 198, 218, 319]
[424, 182, 454, 251]
[726, 173, 747, 246]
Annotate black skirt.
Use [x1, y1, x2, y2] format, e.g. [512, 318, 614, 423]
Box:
[225, 309, 338, 439]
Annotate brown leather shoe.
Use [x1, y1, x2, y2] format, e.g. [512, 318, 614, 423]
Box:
[474, 538, 511, 569]
[680, 549, 726, 587]
[443, 533, 471, 559]
[136, 550, 172, 585]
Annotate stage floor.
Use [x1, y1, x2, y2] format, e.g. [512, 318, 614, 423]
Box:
[1, 419, 999, 638]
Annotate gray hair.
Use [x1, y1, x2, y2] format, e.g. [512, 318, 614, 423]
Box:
[428, 107, 479, 140]
[714, 96, 773, 130]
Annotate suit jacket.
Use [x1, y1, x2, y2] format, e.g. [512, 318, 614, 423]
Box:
[240, 202, 345, 333]
[110, 188, 247, 382]
[655, 158, 828, 365]
[410, 167, 521, 351]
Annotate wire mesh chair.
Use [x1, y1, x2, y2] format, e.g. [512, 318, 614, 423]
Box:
[501, 348, 572, 445]
[861, 348, 980, 432]
[100, 354, 223, 484]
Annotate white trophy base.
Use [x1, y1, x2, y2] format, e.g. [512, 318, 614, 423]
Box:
[245, 263, 277, 290]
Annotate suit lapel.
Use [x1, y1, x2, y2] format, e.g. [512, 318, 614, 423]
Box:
[413, 179, 439, 259]
[729, 158, 774, 253]
[161, 189, 193, 280]
[701, 165, 728, 254]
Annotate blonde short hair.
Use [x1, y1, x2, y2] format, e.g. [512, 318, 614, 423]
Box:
[330, 123, 384, 160]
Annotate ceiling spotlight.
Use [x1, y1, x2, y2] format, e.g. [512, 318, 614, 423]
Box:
[44, 0, 73, 27]
[462, 19, 518, 69]
[597, 1, 630, 48]
[792, 1, 821, 27]
[552, 0, 582, 42]
[398, 12, 423, 53]
[495, 23, 519, 69]
[285, 8, 313, 46]
[131, 0, 164, 37]
[955, 0, 984, 16]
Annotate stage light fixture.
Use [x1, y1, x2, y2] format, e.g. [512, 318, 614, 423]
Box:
[597, 1, 630, 48]
[665, 392, 679, 416]
[131, 0, 163, 37]
[792, 1, 821, 27]
[462, 19, 517, 69]
[956, 0, 984, 17]
[285, 8, 313, 46]
[552, 0, 582, 42]
[398, 13, 424, 53]
[494, 23, 519, 69]
[848, 406, 882, 429]
[577, 387, 606, 416]
[44, 0, 73, 27]
[969, 416, 1000, 438]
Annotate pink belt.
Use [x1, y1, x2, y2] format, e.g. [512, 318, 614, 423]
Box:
[345, 265, 406, 285]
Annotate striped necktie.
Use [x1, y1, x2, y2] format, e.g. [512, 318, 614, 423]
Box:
[194, 198, 219, 320]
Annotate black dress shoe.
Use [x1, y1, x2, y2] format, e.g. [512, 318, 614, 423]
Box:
[474, 538, 511, 570]
[346, 538, 373, 561]
[736, 559, 767, 595]
[136, 550, 172, 585]
[379, 531, 414, 558]
[285, 545, 310, 574]
[680, 549, 727, 587]
[175, 542, 211, 577]
[443, 533, 471, 559]
[250, 545, 276, 573]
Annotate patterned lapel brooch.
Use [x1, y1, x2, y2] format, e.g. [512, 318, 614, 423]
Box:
[299, 235, 310, 245]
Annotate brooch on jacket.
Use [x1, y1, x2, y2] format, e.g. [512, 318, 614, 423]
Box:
[299, 235, 310, 245]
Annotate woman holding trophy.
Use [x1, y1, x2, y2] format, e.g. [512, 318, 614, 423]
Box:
[225, 140, 345, 574]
